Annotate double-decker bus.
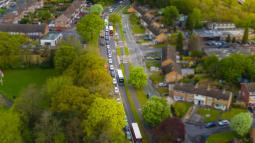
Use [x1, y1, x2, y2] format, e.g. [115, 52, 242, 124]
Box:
[116, 69, 124, 85]
[131, 123, 142, 143]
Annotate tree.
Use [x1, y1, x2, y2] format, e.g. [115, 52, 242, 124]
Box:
[109, 13, 121, 27]
[34, 111, 66, 143]
[45, 76, 73, 97]
[142, 96, 171, 127]
[128, 66, 147, 89]
[242, 27, 249, 44]
[90, 4, 104, 15]
[54, 44, 77, 74]
[230, 112, 252, 136]
[186, 8, 202, 30]
[0, 109, 23, 143]
[226, 34, 231, 43]
[153, 118, 185, 143]
[65, 117, 83, 143]
[176, 32, 184, 52]
[91, 0, 114, 6]
[76, 13, 104, 42]
[188, 33, 202, 51]
[51, 85, 94, 115]
[202, 55, 219, 77]
[83, 98, 126, 142]
[162, 6, 179, 26]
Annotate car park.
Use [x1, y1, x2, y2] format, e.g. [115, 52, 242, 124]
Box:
[114, 86, 119, 94]
[109, 64, 114, 71]
[218, 120, 230, 126]
[205, 122, 217, 128]
[113, 78, 117, 85]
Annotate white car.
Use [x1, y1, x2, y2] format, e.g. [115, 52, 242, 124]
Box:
[109, 8, 113, 13]
[106, 45, 110, 49]
[114, 86, 119, 94]
[109, 64, 114, 71]
[108, 53, 112, 58]
[108, 58, 113, 64]
[218, 120, 230, 126]
[116, 97, 121, 103]
[113, 78, 117, 85]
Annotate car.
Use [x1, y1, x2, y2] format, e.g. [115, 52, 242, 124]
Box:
[108, 58, 113, 64]
[107, 49, 111, 54]
[109, 8, 113, 13]
[248, 107, 254, 113]
[116, 98, 121, 103]
[158, 82, 168, 87]
[105, 36, 109, 40]
[124, 126, 132, 140]
[113, 78, 117, 85]
[109, 64, 114, 71]
[108, 53, 112, 58]
[114, 86, 119, 94]
[106, 45, 110, 49]
[119, 0, 123, 4]
[110, 70, 116, 77]
[106, 40, 110, 45]
[205, 122, 217, 128]
[218, 120, 230, 126]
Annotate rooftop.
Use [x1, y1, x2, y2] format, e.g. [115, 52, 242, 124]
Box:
[0, 23, 47, 33]
[242, 82, 255, 92]
[42, 32, 62, 40]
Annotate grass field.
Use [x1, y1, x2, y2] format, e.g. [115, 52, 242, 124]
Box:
[207, 131, 237, 143]
[136, 89, 148, 106]
[0, 68, 55, 100]
[197, 108, 221, 123]
[173, 102, 192, 118]
[221, 108, 247, 120]
[129, 14, 145, 34]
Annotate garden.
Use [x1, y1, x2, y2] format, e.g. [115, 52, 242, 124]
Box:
[129, 14, 145, 34]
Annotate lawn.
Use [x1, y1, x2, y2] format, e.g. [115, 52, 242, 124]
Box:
[129, 14, 145, 34]
[207, 131, 237, 143]
[221, 108, 247, 120]
[0, 68, 55, 100]
[197, 108, 221, 123]
[149, 72, 164, 84]
[116, 47, 121, 56]
[124, 47, 129, 55]
[145, 60, 161, 69]
[136, 89, 148, 106]
[173, 102, 192, 118]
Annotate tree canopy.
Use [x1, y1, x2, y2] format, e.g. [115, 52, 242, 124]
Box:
[162, 6, 179, 26]
[230, 112, 252, 136]
[109, 13, 121, 27]
[90, 4, 104, 15]
[128, 66, 147, 89]
[142, 96, 171, 127]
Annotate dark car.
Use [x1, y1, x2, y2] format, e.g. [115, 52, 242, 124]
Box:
[106, 40, 110, 45]
[105, 36, 109, 40]
[205, 122, 217, 128]
[110, 70, 116, 77]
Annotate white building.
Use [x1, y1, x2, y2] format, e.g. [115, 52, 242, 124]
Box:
[40, 32, 63, 47]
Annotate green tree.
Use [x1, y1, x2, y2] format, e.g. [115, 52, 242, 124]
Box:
[202, 55, 219, 77]
[176, 32, 184, 52]
[162, 6, 179, 26]
[89, 4, 104, 15]
[34, 111, 66, 143]
[109, 13, 121, 27]
[188, 33, 202, 51]
[142, 96, 171, 127]
[45, 76, 73, 97]
[76, 13, 104, 42]
[186, 8, 202, 30]
[54, 44, 77, 74]
[230, 112, 252, 136]
[0, 109, 23, 143]
[242, 27, 249, 44]
[128, 66, 147, 89]
[91, 0, 114, 6]
[83, 98, 126, 142]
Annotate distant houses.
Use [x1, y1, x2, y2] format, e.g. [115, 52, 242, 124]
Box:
[241, 82, 255, 107]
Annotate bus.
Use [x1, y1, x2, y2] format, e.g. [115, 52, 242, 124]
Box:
[131, 123, 142, 143]
[109, 26, 114, 36]
[116, 69, 124, 85]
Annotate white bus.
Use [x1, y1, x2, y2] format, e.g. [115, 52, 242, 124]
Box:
[116, 69, 124, 85]
[131, 123, 142, 143]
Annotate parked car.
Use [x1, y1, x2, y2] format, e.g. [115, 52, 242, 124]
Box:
[113, 78, 117, 85]
[109, 8, 113, 13]
[106, 40, 110, 45]
[108, 53, 112, 58]
[117, 97, 121, 103]
[106, 45, 110, 49]
[114, 86, 119, 94]
[107, 49, 111, 54]
[105, 36, 109, 40]
[109, 65, 114, 71]
[111, 70, 116, 77]
[218, 120, 230, 126]
[108, 58, 113, 64]
[248, 107, 254, 113]
[158, 82, 168, 87]
[205, 122, 217, 128]
[124, 126, 132, 140]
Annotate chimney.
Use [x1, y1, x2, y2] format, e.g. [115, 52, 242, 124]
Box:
[207, 85, 211, 91]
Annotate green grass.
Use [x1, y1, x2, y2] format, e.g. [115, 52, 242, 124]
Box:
[0, 8, 6, 15]
[124, 47, 129, 55]
[207, 131, 237, 143]
[116, 47, 121, 56]
[145, 60, 161, 69]
[129, 14, 145, 34]
[221, 108, 247, 121]
[0, 68, 55, 100]
[119, 23, 126, 41]
[136, 89, 148, 106]
[173, 102, 192, 118]
[157, 88, 169, 95]
[149, 72, 164, 84]
[197, 108, 221, 123]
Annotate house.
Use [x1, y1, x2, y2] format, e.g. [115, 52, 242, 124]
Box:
[40, 32, 63, 47]
[0, 24, 49, 39]
[55, 0, 85, 28]
[240, 82, 255, 107]
[207, 22, 236, 30]
[171, 83, 233, 110]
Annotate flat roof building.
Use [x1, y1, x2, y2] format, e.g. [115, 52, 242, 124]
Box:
[40, 32, 63, 47]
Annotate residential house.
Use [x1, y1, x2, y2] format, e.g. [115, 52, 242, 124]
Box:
[55, 0, 85, 28]
[241, 82, 255, 107]
[40, 32, 63, 47]
[171, 83, 233, 110]
[0, 24, 49, 39]
[207, 22, 236, 30]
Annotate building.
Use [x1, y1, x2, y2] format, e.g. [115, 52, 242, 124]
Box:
[0, 24, 49, 39]
[171, 83, 233, 110]
[207, 22, 236, 30]
[40, 32, 63, 47]
[55, 0, 85, 28]
[241, 82, 255, 107]
[0, 0, 10, 8]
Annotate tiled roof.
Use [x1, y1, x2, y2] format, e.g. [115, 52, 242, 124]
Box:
[242, 82, 255, 92]
[0, 24, 47, 33]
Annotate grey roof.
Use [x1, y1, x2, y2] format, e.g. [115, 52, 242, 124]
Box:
[63, 0, 83, 18]
[242, 82, 255, 92]
[0, 24, 47, 33]
[42, 32, 62, 40]
[174, 83, 232, 100]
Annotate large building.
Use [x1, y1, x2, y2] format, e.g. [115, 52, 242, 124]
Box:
[40, 32, 63, 47]
[171, 83, 233, 110]
[0, 24, 49, 39]
[241, 82, 255, 107]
